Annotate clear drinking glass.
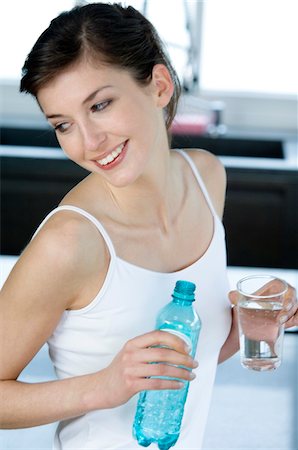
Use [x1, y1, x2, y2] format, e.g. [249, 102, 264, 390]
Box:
[236, 275, 288, 371]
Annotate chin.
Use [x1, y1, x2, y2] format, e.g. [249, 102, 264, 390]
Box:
[107, 169, 142, 188]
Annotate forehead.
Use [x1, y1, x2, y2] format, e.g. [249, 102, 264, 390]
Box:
[37, 60, 140, 110]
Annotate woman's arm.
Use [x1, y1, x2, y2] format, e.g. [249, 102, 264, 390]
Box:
[1, 372, 102, 429]
[0, 212, 196, 429]
[0, 213, 101, 427]
[1, 328, 196, 428]
[218, 305, 239, 364]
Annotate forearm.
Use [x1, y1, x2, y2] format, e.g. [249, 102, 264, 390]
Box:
[218, 307, 240, 364]
[0, 372, 106, 429]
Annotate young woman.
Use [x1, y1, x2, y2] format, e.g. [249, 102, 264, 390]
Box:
[1, 3, 297, 449]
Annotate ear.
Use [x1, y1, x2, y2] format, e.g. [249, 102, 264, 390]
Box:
[151, 64, 174, 108]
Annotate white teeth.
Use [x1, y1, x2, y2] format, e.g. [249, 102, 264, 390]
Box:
[97, 143, 125, 166]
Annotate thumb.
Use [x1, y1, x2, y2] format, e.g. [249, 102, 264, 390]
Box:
[229, 290, 239, 306]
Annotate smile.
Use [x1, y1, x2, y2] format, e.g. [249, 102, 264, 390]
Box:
[96, 143, 125, 166]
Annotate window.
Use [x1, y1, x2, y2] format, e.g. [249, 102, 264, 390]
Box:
[127, 0, 192, 86]
[1, 0, 297, 132]
[0, 0, 190, 84]
[200, 0, 298, 95]
[0, 1, 74, 81]
[198, 0, 297, 131]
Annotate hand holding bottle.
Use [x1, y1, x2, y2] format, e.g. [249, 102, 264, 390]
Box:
[97, 329, 198, 409]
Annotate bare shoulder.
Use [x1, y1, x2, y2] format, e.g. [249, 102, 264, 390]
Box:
[1, 170, 109, 382]
[5, 210, 108, 311]
[0, 210, 108, 380]
[31, 210, 107, 298]
[184, 149, 227, 218]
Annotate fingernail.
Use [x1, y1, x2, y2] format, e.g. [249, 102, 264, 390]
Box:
[189, 372, 196, 380]
[286, 303, 293, 311]
[279, 315, 288, 324]
[193, 360, 199, 368]
[185, 344, 191, 354]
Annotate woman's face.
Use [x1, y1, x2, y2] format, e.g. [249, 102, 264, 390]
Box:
[37, 60, 170, 187]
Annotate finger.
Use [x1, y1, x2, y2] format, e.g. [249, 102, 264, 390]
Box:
[128, 330, 190, 355]
[232, 280, 293, 307]
[229, 290, 239, 306]
[281, 304, 298, 328]
[279, 299, 297, 318]
[133, 362, 196, 382]
[252, 279, 288, 297]
[139, 347, 197, 369]
[234, 280, 275, 300]
[137, 377, 185, 392]
[284, 316, 298, 329]
[278, 287, 297, 319]
[283, 286, 297, 310]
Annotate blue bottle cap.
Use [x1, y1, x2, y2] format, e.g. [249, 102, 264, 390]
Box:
[173, 280, 196, 301]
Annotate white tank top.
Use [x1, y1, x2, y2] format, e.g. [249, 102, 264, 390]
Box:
[35, 150, 232, 449]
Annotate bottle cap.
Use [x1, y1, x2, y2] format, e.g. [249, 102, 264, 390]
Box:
[173, 280, 196, 301]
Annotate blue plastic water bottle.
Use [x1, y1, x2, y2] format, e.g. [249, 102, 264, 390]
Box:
[133, 280, 201, 450]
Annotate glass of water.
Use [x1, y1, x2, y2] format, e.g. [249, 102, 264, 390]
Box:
[236, 275, 288, 371]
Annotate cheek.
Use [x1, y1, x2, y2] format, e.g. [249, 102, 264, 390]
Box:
[118, 95, 158, 133]
[58, 136, 81, 161]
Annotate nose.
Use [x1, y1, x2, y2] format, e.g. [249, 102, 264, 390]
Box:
[79, 120, 107, 153]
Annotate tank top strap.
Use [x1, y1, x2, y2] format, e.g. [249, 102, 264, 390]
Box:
[176, 149, 217, 217]
[32, 205, 117, 259]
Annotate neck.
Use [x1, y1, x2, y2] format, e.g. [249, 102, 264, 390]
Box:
[103, 148, 186, 233]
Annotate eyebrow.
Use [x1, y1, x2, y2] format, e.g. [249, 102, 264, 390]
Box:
[45, 85, 113, 119]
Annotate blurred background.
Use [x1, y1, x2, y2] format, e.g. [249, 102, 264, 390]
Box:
[0, 1, 297, 449]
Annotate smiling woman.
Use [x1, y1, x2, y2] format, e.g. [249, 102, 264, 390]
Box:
[1, 3, 297, 450]
[0, 4, 233, 449]
[36, 60, 172, 187]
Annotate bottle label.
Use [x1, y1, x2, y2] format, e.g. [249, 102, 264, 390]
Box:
[159, 328, 192, 353]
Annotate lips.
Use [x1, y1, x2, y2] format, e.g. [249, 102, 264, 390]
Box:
[93, 140, 128, 171]
[96, 142, 125, 166]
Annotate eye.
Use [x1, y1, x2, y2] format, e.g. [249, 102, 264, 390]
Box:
[91, 100, 111, 113]
[54, 122, 71, 134]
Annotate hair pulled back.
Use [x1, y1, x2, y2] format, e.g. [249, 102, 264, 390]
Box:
[20, 2, 181, 129]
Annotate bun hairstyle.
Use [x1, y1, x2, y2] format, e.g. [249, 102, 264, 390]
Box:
[20, 2, 181, 130]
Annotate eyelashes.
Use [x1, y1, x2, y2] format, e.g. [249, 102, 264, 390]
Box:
[90, 100, 111, 113]
[54, 122, 70, 133]
[53, 99, 112, 134]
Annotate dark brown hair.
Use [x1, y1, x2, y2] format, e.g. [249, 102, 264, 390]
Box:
[20, 2, 181, 129]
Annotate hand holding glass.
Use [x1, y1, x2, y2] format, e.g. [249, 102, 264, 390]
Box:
[236, 275, 288, 371]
